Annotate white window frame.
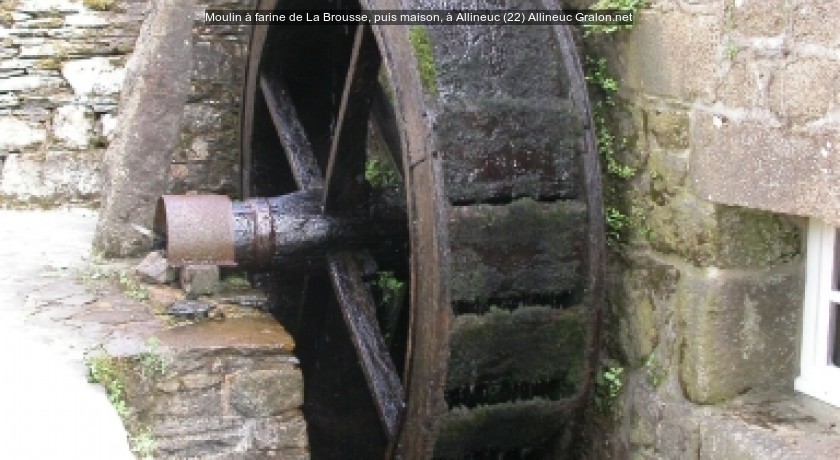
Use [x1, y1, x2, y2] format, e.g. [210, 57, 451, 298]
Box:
[795, 218, 840, 407]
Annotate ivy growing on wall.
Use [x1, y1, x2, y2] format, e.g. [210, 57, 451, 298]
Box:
[584, 0, 648, 247]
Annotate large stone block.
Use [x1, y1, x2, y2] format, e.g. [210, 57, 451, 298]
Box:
[648, 148, 689, 200]
[93, 0, 195, 256]
[602, 373, 840, 460]
[52, 104, 92, 149]
[729, 0, 787, 37]
[620, 9, 722, 101]
[714, 58, 774, 109]
[229, 366, 303, 417]
[769, 58, 840, 123]
[612, 251, 681, 365]
[61, 57, 125, 97]
[180, 264, 220, 297]
[677, 263, 803, 404]
[645, 107, 689, 150]
[690, 110, 840, 224]
[793, 2, 840, 49]
[0, 150, 101, 200]
[646, 189, 799, 269]
[0, 117, 46, 150]
[251, 414, 309, 451]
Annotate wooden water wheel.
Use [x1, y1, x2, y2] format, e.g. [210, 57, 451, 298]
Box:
[159, 0, 605, 457]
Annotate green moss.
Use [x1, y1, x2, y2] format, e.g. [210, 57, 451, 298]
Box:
[594, 364, 624, 416]
[221, 273, 251, 290]
[447, 306, 586, 396]
[83, 0, 116, 11]
[130, 427, 156, 460]
[408, 26, 438, 96]
[364, 157, 398, 189]
[435, 399, 571, 458]
[90, 135, 109, 149]
[86, 351, 129, 417]
[584, 0, 648, 35]
[118, 270, 148, 301]
[716, 207, 801, 267]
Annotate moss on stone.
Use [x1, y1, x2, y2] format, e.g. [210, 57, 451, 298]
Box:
[37, 56, 63, 71]
[408, 26, 438, 96]
[716, 206, 802, 267]
[83, 0, 116, 11]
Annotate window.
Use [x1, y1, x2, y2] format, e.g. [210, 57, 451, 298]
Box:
[796, 218, 840, 407]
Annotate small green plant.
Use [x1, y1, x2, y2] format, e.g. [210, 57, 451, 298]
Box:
[586, 57, 619, 100]
[584, 7, 646, 246]
[595, 365, 625, 416]
[605, 207, 629, 245]
[630, 204, 653, 242]
[374, 271, 405, 305]
[138, 337, 166, 379]
[83, 0, 116, 11]
[725, 43, 739, 61]
[644, 353, 666, 388]
[222, 273, 251, 290]
[86, 352, 128, 417]
[365, 157, 398, 189]
[584, 0, 647, 35]
[90, 135, 109, 149]
[118, 270, 149, 301]
[408, 26, 438, 96]
[130, 427, 156, 460]
[37, 57, 63, 71]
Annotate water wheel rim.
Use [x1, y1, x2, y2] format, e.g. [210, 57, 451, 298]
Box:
[240, 2, 446, 456]
[239, 1, 605, 458]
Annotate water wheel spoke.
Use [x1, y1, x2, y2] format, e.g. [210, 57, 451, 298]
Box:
[371, 81, 404, 178]
[259, 73, 324, 190]
[326, 250, 404, 441]
[324, 24, 382, 211]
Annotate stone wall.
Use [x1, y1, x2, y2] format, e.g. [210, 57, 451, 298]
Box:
[0, 0, 251, 206]
[0, 0, 146, 205]
[584, 0, 839, 458]
[108, 308, 309, 459]
[170, 0, 253, 197]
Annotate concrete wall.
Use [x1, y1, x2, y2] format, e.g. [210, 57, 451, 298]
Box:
[0, 0, 249, 207]
[587, 0, 839, 458]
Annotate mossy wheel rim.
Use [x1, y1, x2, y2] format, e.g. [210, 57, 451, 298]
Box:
[240, 1, 606, 458]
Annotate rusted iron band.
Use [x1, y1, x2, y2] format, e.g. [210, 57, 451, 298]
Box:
[154, 195, 236, 266]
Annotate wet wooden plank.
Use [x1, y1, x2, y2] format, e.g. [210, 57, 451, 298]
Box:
[259, 74, 324, 190]
[448, 198, 587, 303]
[437, 99, 583, 204]
[327, 251, 403, 440]
[324, 24, 382, 212]
[446, 306, 586, 394]
[371, 81, 404, 176]
[434, 399, 574, 459]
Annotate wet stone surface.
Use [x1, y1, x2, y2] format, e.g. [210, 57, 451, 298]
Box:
[0, 208, 308, 459]
[0, 208, 134, 459]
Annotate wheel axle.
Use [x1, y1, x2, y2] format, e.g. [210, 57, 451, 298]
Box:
[154, 189, 405, 269]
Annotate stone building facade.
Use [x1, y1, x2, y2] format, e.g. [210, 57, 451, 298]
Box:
[0, 0, 250, 207]
[588, 0, 840, 458]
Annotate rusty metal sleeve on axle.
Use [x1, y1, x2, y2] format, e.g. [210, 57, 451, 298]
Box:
[155, 190, 406, 270]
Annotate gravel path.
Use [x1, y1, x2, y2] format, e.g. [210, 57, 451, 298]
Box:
[0, 208, 134, 459]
